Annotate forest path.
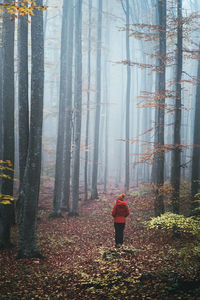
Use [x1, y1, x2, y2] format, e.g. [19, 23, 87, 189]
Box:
[0, 185, 199, 299]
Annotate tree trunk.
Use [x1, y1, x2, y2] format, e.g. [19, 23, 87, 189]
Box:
[17, 0, 44, 258]
[84, 0, 92, 200]
[170, 0, 182, 214]
[51, 0, 72, 216]
[125, 0, 131, 192]
[70, 0, 83, 215]
[1, 0, 15, 198]
[0, 0, 15, 248]
[104, 2, 110, 192]
[152, 0, 166, 217]
[91, 0, 103, 199]
[191, 48, 200, 213]
[18, 1, 29, 188]
[62, 0, 74, 210]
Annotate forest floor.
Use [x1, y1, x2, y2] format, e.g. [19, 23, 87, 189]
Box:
[0, 184, 200, 299]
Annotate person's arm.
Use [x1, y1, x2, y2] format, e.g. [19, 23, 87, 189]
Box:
[125, 204, 129, 217]
[112, 204, 117, 217]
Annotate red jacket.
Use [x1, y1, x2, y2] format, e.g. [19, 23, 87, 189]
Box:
[112, 199, 129, 223]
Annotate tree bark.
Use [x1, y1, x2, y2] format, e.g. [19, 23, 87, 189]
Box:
[17, 0, 44, 258]
[152, 0, 166, 217]
[125, 0, 131, 192]
[91, 0, 103, 199]
[104, 2, 110, 192]
[52, 0, 73, 216]
[62, 0, 74, 210]
[170, 0, 182, 214]
[0, 0, 15, 248]
[191, 47, 200, 213]
[84, 0, 92, 200]
[70, 0, 83, 215]
[18, 1, 29, 188]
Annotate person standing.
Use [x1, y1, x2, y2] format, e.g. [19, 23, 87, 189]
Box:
[112, 193, 129, 248]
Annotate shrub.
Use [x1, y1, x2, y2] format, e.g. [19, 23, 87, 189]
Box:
[145, 212, 200, 235]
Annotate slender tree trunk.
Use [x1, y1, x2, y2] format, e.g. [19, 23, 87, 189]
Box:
[0, 0, 15, 249]
[125, 0, 131, 192]
[70, 0, 82, 215]
[170, 0, 182, 214]
[84, 0, 92, 200]
[17, 0, 44, 258]
[191, 48, 200, 213]
[18, 2, 29, 188]
[104, 3, 110, 192]
[51, 0, 72, 216]
[153, 0, 166, 217]
[91, 0, 103, 199]
[62, 0, 74, 210]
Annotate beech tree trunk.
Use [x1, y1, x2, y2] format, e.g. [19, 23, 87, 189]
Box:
[91, 0, 103, 199]
[191, 48, 200, 213]
[18, 1, 29, 188]
[70, 0, 82, 215]
[52, 0, 74, 215]
[62, 0, 74, 210]
[125, 0, 131, 192]
[170, 0, 182, 214]
[84, 0, 92, 200]
[0, 0, 15, 249]
[152, 0, 166, 217]
[17, 0, 44, 258]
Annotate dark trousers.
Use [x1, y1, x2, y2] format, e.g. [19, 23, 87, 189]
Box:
[114, 222, 125, 245]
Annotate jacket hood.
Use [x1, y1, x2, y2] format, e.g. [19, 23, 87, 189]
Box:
[116, 199, 126, 206]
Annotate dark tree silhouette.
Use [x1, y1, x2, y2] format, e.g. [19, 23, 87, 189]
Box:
[17, 0, 44, 258]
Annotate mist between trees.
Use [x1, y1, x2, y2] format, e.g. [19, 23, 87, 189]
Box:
[0, 0, 200, 257]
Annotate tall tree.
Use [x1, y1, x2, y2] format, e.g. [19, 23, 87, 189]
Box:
[70, 0, 83, 215]
[17, 0, 44, 258]
[170, 0, 183, 214]
[0, 0, 15, 248]
[121, 0, 131, 191]
[51, 0, 74, 216]
[62, 0, 74, 210]
[1, 0, 15, 198]
[18, 0, 29, 189]
[191, 47, 200, 213]
[84, 0, 92, 200]
[91, 0, 103, 199]
[152, 0, 166, 216]
[104, 2, 110, 192]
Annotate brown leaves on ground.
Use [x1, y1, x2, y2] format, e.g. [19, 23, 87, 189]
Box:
[0, 184, 200, 299]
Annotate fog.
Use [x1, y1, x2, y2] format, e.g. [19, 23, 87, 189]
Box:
[39, 0, 199, 197]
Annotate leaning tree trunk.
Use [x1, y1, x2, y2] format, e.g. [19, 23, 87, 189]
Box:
[91, 0, 103, 199]
[170, 0, 182, 214]
[70, 0, 83, 215]
[152, 0, 166, 217]
[17, 0, 44, 258]
[191, 47, 200, 213]
[0, 0, 15, 249]
[84, 0, 92, 200]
